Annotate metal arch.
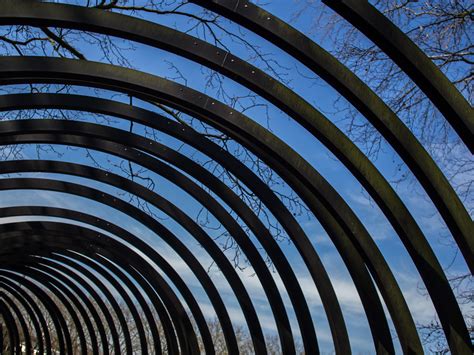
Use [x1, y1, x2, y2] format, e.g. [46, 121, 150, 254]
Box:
[1, 248, 109, 355]
[0, 274, 67, 355]
[2, 263, 101, 355]
[0, 291, 32, 354]
[0, 205, 235, 355]
[0, 298, 18, 355]
[0, 223, 200, 354]
[0, 280, 50, 355]
[0, 2, 470, 354]
[321, 0, 474, 150]
[0, 94, 400, 352]
[1, 125, 351, 353]
[0, 56, 469, 352]
[0, 160, 268, 354]
[2, 256, 98, 355]
[0, 271, 75, 354]
[0, 213, 246, 354]
[0, 0, 471, 293]
[0, 95, 349, 354]
[188, 0, 474, 273]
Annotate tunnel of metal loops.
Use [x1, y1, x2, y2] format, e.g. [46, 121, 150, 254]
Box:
[0, 0, 472, 354]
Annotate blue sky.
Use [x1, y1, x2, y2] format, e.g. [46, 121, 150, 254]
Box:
[0, 1, 472, 353]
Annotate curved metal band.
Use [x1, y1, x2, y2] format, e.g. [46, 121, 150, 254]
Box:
[0, 291, 32, 354]
[0, 275, 64, 355]
[0, 204, 233, 355]
[0, 160, 267, 354]
[320, 0, 474, 149]
[188, 0, 473, 273]
[0, 125, 347, 352]
[0, 271, 74, 354]
[4, 264, 101, 355]
[0, 223, 200, 354]
[0, 278, 52, 355]
[0, 282, 47, 355]
[0, 93, 405, 352]
[0, 55, 469, 351]
[0, 0, 471, 299]
[0, 298, 18, 355]
[0, 273, 69, 354]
